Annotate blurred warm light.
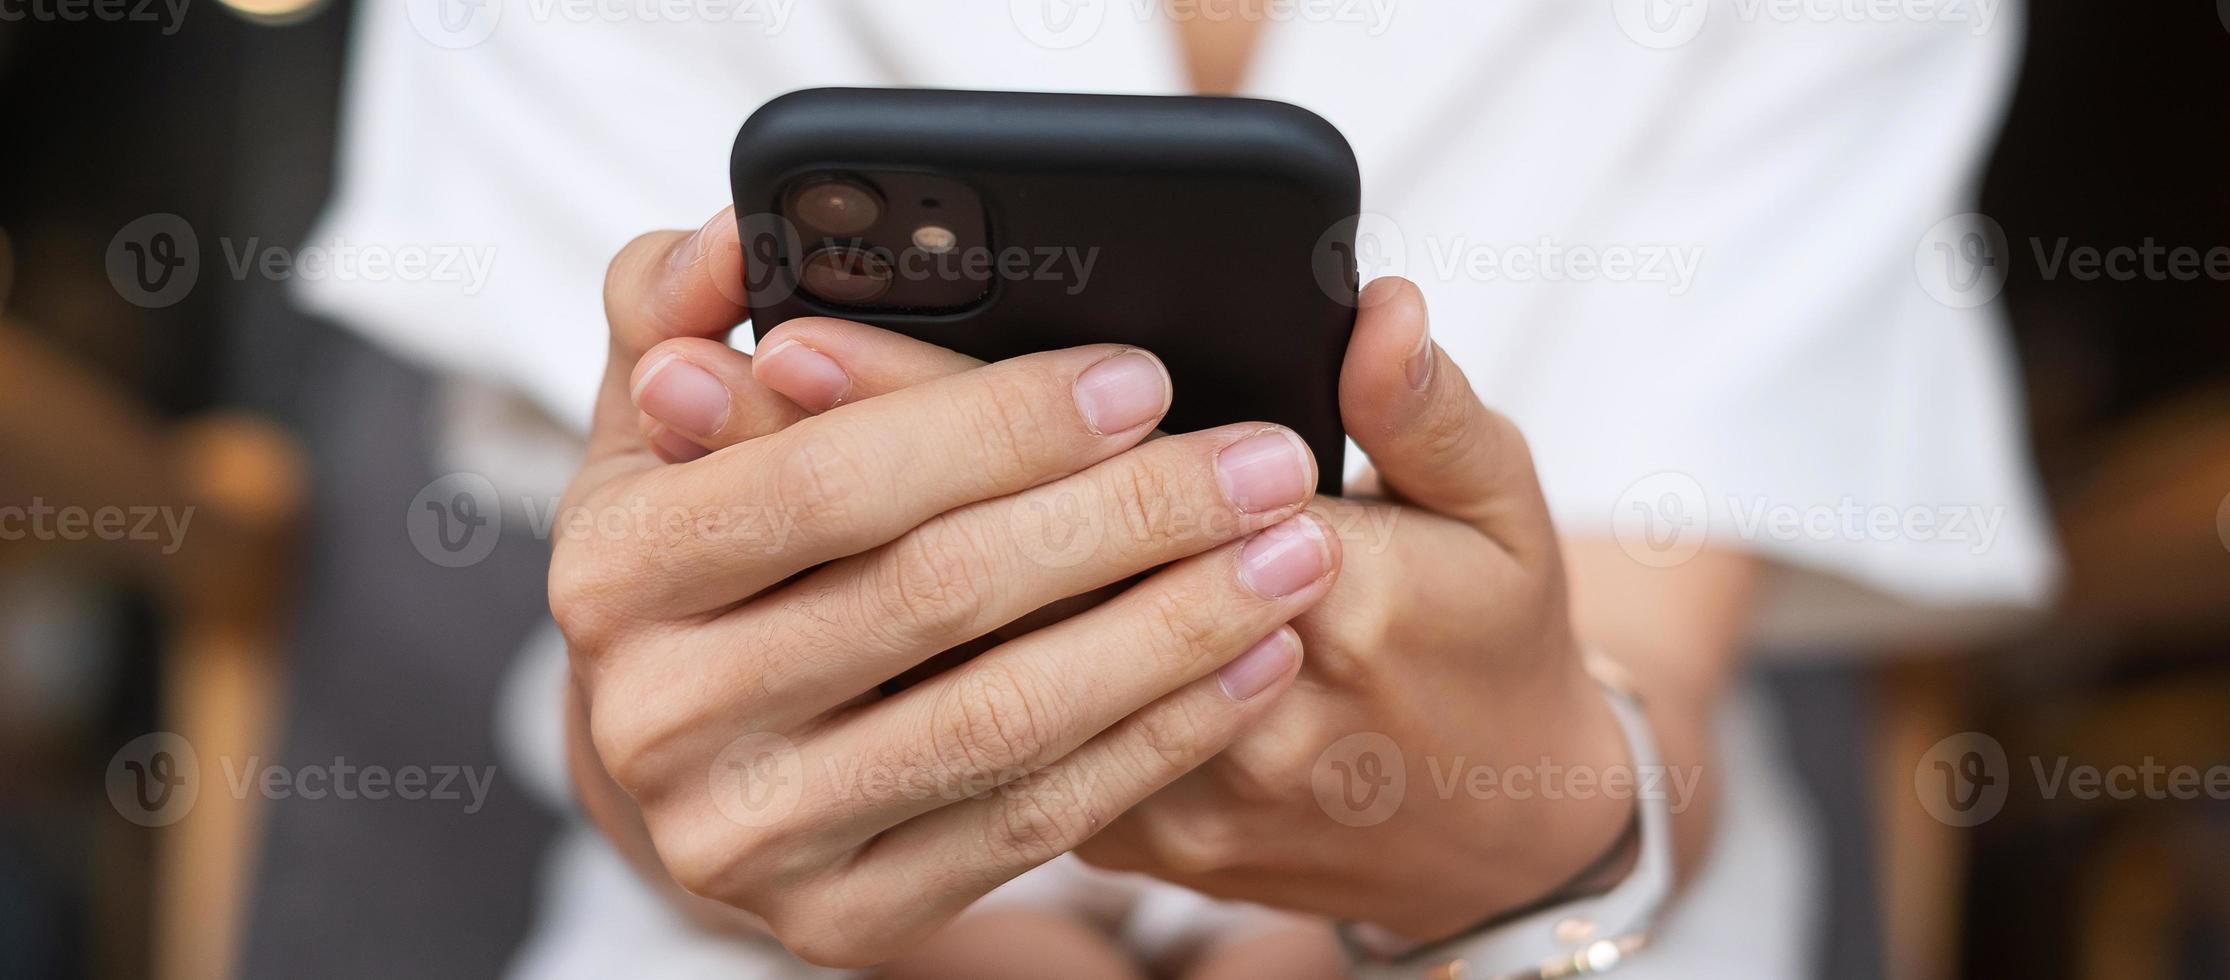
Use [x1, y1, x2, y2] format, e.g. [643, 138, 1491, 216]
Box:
[217, 0, 327, 24]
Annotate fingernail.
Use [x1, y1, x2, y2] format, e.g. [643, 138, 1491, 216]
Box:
[1238, 516, 1330, 599]
[756, 339, 850, 412]
[668, 212, 720, 275]
[1216, 429, 1313, 514]
[633, 354, 729, 438]
[1073, 351, 1169, 435]
[1404, 329, 1435, 391]
[1218, 630, 1297, 702]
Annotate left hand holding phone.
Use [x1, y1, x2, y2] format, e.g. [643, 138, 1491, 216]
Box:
[552, 208, 1339, 967]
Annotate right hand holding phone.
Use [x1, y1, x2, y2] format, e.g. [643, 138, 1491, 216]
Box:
[550, 209, 1339, 966]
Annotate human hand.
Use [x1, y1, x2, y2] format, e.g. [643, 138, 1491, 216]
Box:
[550, 209, 1343, 965]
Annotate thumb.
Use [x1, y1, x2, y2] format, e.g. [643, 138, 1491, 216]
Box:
[1338, 277, 1556, 557]
[583, 207, 806, 476]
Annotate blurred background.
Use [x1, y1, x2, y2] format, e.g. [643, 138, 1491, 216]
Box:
[0, 3, 2226, 979]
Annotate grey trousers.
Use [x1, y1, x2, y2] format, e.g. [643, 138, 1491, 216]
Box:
[238, 329, 556, 980]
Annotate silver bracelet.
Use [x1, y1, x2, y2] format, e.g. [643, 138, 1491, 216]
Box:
[1341, 652, 1674, 980]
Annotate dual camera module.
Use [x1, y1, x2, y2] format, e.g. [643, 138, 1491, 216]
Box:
[782, 172, 991, 311]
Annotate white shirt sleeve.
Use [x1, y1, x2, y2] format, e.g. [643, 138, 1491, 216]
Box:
[1401, 4, 2058, 648]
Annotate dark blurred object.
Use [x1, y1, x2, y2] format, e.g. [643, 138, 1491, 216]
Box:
[3, 11, 256, 979]
[7, 6, 368, 980]
[1944, 2, 2230, 979]
[1989, 3, 2230, 446]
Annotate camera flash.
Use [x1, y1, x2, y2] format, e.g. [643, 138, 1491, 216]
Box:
[911, 224, 957, 254]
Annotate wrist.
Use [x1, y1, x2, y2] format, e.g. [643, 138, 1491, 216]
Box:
[1345, 657, 1679, 978]
[1378, 654, 1639, 943]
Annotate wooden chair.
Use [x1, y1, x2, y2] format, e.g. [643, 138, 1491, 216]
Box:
[1, 323, 306, 980]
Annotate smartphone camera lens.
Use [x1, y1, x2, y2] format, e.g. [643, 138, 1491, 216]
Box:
[789, 178, 883, 237]
[799, 246, 894, 305]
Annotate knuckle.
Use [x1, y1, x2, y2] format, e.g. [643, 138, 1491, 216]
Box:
[1222, 725, 1322, 804]
[1133, 580, 1226, 673]
[645, 804, 825, 908]
[546, 547, 623, 650]
[951, 374, 1047, 483]
[1446, 404, 1534, 484]
[646, 817, 758, 904]
[1102, 457, 1179, 547]
[773, 906, 899, 970]
[1287, 561, 1384, 687]
[1481, 409, 1538, 476]
[768, 426, 875, 540]
[994, 791, 1095, 866]
[582, 699, 674, 795]
[659, 842, 733, 903]
[936, 662, 1059, 780]
[1140, 807, 1248, 874]
[664, 858, 722, 903]
[879, 516, 996, 640]
[1418, 399, 1479, 469]
[1130, 697, 1224, 775]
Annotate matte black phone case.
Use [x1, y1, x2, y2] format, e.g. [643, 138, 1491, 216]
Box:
[731, 88, 1360, 492]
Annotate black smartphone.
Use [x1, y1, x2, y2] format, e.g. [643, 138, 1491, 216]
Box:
[730, 87, 1360, 491]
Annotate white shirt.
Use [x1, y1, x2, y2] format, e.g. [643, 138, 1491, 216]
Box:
[301, 2, 2055, 976]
